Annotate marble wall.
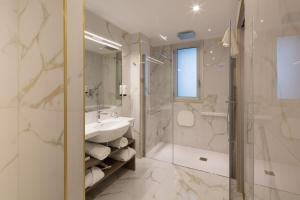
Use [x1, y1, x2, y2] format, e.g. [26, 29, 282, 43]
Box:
[0, 1, 19, 199]
[0, 0, 65, 199]
[146, 38, 230, 155]
[173, 39, 229, 154]
[18, 0, 65, 199]
[0, 1, 86, 199]
[244, 0, 300, 199]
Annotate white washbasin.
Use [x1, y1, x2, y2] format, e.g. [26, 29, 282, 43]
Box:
[85, 118, 132, 143]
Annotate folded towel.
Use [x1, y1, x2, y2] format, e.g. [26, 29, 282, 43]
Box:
[109, 147, 136, 162]
[85, 167, 105, 189]
[85, 142, 111, 161]
[108, 137, 129, 149]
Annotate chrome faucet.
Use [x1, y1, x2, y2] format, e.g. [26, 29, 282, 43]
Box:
[97, 108, 101, 122]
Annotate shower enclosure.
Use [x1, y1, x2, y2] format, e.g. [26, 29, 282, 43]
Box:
[140, 2, 249, 193]
[144, 39, 232, 170]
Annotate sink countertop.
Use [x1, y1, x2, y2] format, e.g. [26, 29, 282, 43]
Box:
[85, 117, 135, 140]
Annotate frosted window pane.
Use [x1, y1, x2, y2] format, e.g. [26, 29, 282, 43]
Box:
[177, 48, 197, 97]
[277, 36, 300, 100]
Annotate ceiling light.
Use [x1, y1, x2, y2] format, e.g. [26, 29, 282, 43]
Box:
[209, 50, 213, 54]
[208, 28, 212, 32]
[84, 31, 122, 50]
[159, 34, 168, 41]
[192, 5, 200, 12]
[260, 19, 264, 23]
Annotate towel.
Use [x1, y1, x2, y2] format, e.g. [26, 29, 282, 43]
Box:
[109, 147, 136, 162]
[85, 142, 111, 161]
[108, 137, 129, 149]
[222, 27, 239, 57]
[85, 167, 105, 189]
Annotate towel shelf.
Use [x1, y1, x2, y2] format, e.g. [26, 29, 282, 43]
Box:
[85, 138, 134, 169]
[85, 138, 136, 194]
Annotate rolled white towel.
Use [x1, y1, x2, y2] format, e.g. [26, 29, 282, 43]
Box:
[109, 147, 136, 162]
[85, 167, 105, 189]
[85, 170, 93, 189]
[85, 142, 111, 160]
[108, 137, 129, 149]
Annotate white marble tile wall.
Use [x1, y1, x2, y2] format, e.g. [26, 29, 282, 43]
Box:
[0, 1, 18, 199]
[173, 39, 229, 154]
[18, 0, 65, 199]
[1, 0, 84, 199]
[244, 0, 300, 199]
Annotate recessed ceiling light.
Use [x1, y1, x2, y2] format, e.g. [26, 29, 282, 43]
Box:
[208, 28, 212, 32]
[159, 34, 168, 41]
[192, 5, 200, 12]
[260, 19, 264, 23]
[209, 50, 213, 54]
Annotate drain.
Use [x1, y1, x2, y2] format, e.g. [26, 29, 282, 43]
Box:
[264, 170, 275, 176]
[199, 157, 208, 162]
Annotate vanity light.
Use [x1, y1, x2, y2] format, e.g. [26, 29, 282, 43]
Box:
[192, 4, 201, 12]
[85, 31, 122, 50]
[159, 34, 168, 41]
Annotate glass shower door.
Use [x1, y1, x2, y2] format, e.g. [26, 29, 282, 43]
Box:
[143, 46, 174, 163]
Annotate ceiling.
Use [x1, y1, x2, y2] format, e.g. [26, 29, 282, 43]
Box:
[86, 0, 240, 46]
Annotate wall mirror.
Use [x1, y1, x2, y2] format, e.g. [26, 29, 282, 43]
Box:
[85, 31, 122, 111]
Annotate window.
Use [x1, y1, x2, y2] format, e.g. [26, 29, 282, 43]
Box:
[277, 35, 300, 100]
[176, 47, 199, 99]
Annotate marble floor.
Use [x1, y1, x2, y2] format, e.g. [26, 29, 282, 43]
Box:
[146, 142, 229, 177]
[86, 158, 230, 200]
[254, 159, 300, 195]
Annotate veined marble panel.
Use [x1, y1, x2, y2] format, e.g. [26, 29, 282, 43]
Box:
[0, 1, 19, 200]
[18, 0, 64, 199]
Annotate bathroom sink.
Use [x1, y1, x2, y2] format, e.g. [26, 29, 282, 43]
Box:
[85, 118, 130, 143]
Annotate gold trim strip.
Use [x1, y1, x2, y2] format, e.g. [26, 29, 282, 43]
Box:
[64, 0, 68, 199]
